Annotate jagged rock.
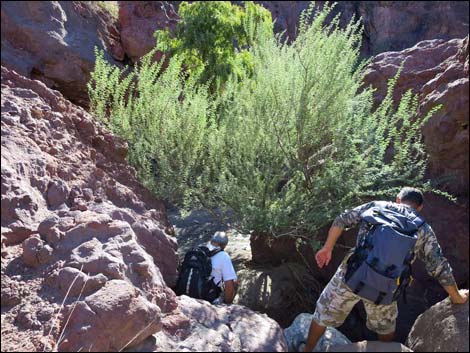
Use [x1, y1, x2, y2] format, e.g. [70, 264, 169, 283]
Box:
[22, 235, 53, 267]
[284, 313, 351, 352]
[16, 304, 42, 330]
[46, 179, 70, 208]
[58, 280, 163, 352]
[1, 66, 178, 351]
[132, 219, 179, 287]
[1, 275, 22, 307]
[406, 290, 469, 352]
[56, 267, 107, 297]
[329, 341, 413, 352]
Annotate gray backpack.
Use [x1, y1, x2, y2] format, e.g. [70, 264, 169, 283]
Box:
[344, 205, 425, 305]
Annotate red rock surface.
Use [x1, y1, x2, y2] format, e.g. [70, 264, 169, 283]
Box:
[363, 37, 469, 195]
[119, 1, 179, 63]
[0, 1, 124, 108]
[257, 1, 469, 56]
[1, 65, 177, 351]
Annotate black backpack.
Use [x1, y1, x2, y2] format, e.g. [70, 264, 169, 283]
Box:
[175, 246, 222, 302]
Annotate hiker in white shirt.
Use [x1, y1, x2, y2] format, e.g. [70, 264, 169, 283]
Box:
[207, 231, 238, 304]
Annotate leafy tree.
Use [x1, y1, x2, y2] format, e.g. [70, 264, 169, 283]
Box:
[155, 1, 273, 89]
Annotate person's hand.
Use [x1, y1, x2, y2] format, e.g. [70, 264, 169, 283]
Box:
[450, 289, 469, 305]
[315, 246, 333, 268]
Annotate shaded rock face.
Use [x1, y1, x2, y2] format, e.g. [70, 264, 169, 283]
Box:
[117, 1, 469, 60]
[235, 262, 322, 328]
[1, 67, 288, 352]
[119, 1, 179, 63]
[133, 295, 288, 352]
[0, 1, 124, 108]
[284, 313, 351, 352]
[406, 290, 469, 352]
[256, 1, 469, 56]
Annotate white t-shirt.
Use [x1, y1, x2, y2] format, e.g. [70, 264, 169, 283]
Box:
[206, 243, 237, 287]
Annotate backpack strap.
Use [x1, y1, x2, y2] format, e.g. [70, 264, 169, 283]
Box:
[353, 281, 365, 295]
[375, 291, 387, 305]
[208, 248, 222, 258]
[198, 245, 222, 257]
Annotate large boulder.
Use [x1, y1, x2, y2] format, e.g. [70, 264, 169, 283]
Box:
[58, 280, 163, 352]
[235, 263, 322, 328]
[1, 1, 124, 107]
[284, 313, 351, 352]
[138, 295, 288, 352]
[405, 290, 469, 352]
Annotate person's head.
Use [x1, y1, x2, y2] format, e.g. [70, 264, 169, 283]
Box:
[210, 231, 229, 250]
[396, 187, 424, 212]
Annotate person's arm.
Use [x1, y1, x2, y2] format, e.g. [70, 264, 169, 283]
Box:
[224, 280, 237, 304]
[315, 226, 343, 268]
[415, 224, 468, 304]
[220, 253, 238, 304]
[444, 286, 468, 304]
[316, 202, 374, 268]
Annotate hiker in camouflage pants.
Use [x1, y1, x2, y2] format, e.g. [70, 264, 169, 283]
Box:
[303, 187, 469, 352]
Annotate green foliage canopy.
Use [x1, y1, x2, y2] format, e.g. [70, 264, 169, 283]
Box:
[155, 1, 273, 88]
[88, 2, 448, 242]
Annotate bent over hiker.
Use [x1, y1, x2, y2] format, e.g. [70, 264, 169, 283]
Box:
[175, 231, 238, 304]
[303, 187, 468, 352]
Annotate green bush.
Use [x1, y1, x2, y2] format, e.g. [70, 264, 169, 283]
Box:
[195, 2, 445, 236]
[88, 49, 215, 204]
[155, 1, 273, 90]
[88, 2, 448, 241]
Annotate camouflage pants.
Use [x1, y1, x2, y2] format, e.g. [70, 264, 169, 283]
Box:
[312, 263, 398, 335]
